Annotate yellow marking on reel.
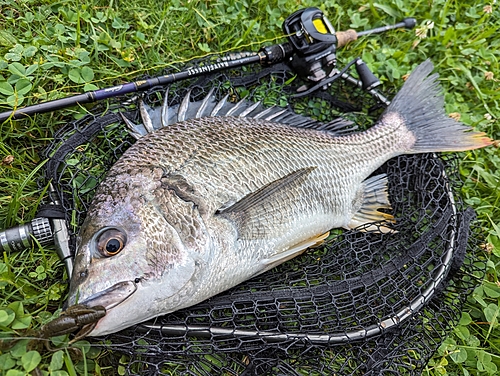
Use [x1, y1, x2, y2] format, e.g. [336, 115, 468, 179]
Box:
[313, 18, 328, 34]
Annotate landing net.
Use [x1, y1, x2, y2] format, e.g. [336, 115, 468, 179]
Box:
[41, 55, 484, 375]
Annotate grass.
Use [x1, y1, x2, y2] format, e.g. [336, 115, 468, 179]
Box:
[0, 0, 499, 374]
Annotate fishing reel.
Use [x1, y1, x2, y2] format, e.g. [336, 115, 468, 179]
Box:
[258, 8, 380, 96]
[277, 7, 416, 96]
[283, 7, 338, 83]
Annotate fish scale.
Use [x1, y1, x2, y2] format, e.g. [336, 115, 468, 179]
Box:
[66, 60, 492, 336]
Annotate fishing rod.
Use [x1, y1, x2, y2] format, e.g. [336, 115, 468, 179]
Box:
[0, 8, 416, 278]
[0, 8, 415, 122]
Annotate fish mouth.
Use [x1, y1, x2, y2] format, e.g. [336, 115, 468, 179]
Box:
[78, 280, 137, 311]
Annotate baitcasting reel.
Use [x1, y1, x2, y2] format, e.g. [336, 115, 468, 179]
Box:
[279, 7, 415, 95]
[283, 7, 338, 83]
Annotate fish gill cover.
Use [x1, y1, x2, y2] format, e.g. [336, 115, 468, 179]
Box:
[41, 55, 484, 375]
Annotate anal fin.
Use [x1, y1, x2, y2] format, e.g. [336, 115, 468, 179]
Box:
[347, 174, 395, 233]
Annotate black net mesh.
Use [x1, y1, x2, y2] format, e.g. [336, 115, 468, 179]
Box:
[41, 55, 484, 375]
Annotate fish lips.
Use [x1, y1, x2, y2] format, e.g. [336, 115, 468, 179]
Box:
[77, 280, 137, 311]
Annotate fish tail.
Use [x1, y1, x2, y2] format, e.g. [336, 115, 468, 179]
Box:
[383, 60, 492, 153]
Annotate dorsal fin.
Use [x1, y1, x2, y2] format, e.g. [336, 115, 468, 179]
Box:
[211, 93, 230, 116]
[195, 87, 216, 118]
[123, 89, 357, 138]
[161, 88, 169, 128]
[177, 89, 192, 122]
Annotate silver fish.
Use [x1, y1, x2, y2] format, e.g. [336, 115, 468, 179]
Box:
[67, 60, 492, 336]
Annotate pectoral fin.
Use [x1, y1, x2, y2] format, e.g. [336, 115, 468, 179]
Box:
[347, 174, 395, 233]
[217, 167, 316, 239]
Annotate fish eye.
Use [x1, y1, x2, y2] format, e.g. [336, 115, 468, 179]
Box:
[96, 228, 127, 257]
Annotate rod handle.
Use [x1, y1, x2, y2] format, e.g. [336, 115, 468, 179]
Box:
[336, 18, 417, 48]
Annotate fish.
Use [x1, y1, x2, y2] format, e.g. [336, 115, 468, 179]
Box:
[66, 60, 492, 336]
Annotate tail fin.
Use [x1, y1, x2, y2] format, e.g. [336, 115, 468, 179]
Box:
[382, 60, 492, 152]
